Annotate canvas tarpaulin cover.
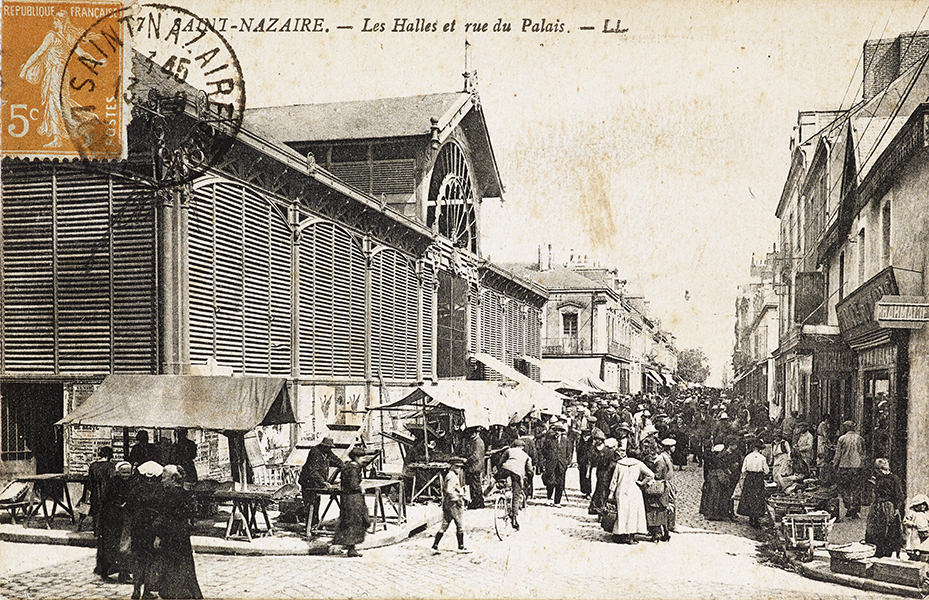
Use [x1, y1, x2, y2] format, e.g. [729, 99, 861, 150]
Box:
[57, 375, 295, 431]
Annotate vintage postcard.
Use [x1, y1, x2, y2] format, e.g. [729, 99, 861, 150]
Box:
[1, 0, 928, 598]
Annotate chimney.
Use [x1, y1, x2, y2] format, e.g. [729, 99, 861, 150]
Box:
[547, 244, 552, 271]
[863, 32, 929, 102]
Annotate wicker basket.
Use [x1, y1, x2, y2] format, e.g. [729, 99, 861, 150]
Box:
[768, 494, 820, 521]
[827, 542, 876, 561]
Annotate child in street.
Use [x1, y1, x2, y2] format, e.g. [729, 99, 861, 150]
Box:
[432, 457, 469, 553]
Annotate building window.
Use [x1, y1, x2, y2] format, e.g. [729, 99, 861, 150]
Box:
[858, 228, 866, 284]
[563, 312, 578, 337]
[882, 201, 891, 266]
[838, 252, 845, 302]
[437, 272, 469, 378]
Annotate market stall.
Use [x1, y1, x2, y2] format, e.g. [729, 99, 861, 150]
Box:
[56, 374, 298, 540]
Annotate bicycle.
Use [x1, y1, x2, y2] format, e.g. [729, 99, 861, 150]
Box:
[489, 472, 525, 540]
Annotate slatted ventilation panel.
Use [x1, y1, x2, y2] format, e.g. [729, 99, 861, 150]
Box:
[56, 170, 111, 371]
[371, 159, 416, 195]
[1, 164, 55, 371]
[189, 183, 217, 364]
[327, 162, 370, 193]
[504, 300, 520, 369]
[328, 159, 416, 196]
[526, 306, 541, 360]
[468, 286, 479, 356]
[421, 262, 434, 379]
[480, 289, 503, 378]
[188, 179, 292, 374]
[298, 222, 365, 379]
[111, 179, 157, 372]
[371, 249, 418, 380]
[1, 163, 156, 374]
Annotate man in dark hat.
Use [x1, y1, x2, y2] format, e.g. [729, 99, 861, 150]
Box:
[299, 436, 343, 531]
[576, 417, 596, 498]
[541, 421, 571, 507]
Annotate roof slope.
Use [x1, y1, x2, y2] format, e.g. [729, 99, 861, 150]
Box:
[500, 263, 606, 292]
[244, 92, 466, 142]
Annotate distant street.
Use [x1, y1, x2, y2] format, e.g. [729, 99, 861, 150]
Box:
[0, 463, 895, 600]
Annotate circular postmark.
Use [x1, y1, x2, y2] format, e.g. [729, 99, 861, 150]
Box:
[62, 3, 246, 187]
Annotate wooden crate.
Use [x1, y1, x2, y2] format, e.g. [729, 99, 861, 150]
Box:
[870, 557, 929, 588]
[830, 557, 875, 578]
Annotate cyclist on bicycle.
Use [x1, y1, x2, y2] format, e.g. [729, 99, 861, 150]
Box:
[495, 439, 533, 530]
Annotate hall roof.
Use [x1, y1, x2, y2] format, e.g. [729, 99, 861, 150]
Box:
[245, 93, 465, 142]
[245, 90, 504, 198]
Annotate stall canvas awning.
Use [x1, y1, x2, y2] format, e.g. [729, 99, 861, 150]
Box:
[370, 381, 513, 428]
[472, 352, 564, 415]
[57, 375, 295, 431]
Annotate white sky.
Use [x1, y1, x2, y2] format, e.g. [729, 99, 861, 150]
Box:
[190, 0, 929, 385]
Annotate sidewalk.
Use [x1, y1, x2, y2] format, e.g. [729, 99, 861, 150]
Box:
[0, 502, 441, 557]
[780, 505, 927, 598]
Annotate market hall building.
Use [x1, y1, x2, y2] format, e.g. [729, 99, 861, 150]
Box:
[0, 61, 547, 479]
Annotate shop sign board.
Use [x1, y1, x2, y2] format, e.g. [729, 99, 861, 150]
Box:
[836, 267, 898, 340]
[875, 296, 929, 329]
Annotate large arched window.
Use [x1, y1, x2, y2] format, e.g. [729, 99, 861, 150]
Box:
[427, 141, 477, 253]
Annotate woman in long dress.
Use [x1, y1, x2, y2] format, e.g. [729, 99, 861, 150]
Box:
[609, 446, 654, 544]
[736, 438, 769, 527]
[865, 458, 904, 558]
[642, 440, 673, 542]
[155, 465, 202, 599]
[331, 447, 371, 557]
[700, 444, 733, 521]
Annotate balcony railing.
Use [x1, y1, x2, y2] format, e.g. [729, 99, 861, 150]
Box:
[543, 337, 586, 355]
[608, 341, 631, 360]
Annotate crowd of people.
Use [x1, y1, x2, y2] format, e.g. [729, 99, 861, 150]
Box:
[84, 430, 202, 599]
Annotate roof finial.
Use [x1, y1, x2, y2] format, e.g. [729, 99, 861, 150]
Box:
[463, 39, 478, 93]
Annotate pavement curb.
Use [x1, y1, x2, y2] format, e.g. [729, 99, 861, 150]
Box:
[0, 512, 442, 557]
[790, 556, 926, 598]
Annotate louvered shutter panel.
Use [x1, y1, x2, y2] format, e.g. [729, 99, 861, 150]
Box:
[371, 159, 415, 195]
[189, 182, 217, 364]
[298, 226, 317, 377]
[243, 188, 271, 375]
[372, 249, 418, 381]
[111, 179, 156, 373]
[1, 163, 55, 372]
[55, 170, 111, 372]
[421, 262, 434, 379]
[269, 208, 291, 376]
[469, 286, 479, 355]
[505, 300, 518, 370]
[328, 162, 370, 193]
[213, 181, 245, 371]
[298, 222, 365, 378]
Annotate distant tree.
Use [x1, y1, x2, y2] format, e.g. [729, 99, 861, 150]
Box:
[676, 348, 710, 384]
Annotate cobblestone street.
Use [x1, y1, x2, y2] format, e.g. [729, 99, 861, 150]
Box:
[0, 463, 898, 599]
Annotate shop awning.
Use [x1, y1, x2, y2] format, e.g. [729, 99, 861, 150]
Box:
[643, 370, 663, 386]
[57, 375, 295, 431]
[579, 374, 617, 394]
[547, 379, 597, 395]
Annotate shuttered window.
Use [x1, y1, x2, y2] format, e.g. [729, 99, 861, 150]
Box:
[298, 221, 365, 379]
[371, 248, 418, 380]
[1, 163, 156, 375]
[189, 179, 292, 375]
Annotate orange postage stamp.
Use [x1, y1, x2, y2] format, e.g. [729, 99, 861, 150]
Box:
[1, 1, 129, 159]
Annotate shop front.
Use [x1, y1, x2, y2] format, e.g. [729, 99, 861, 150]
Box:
[836, 267, 927, 485]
